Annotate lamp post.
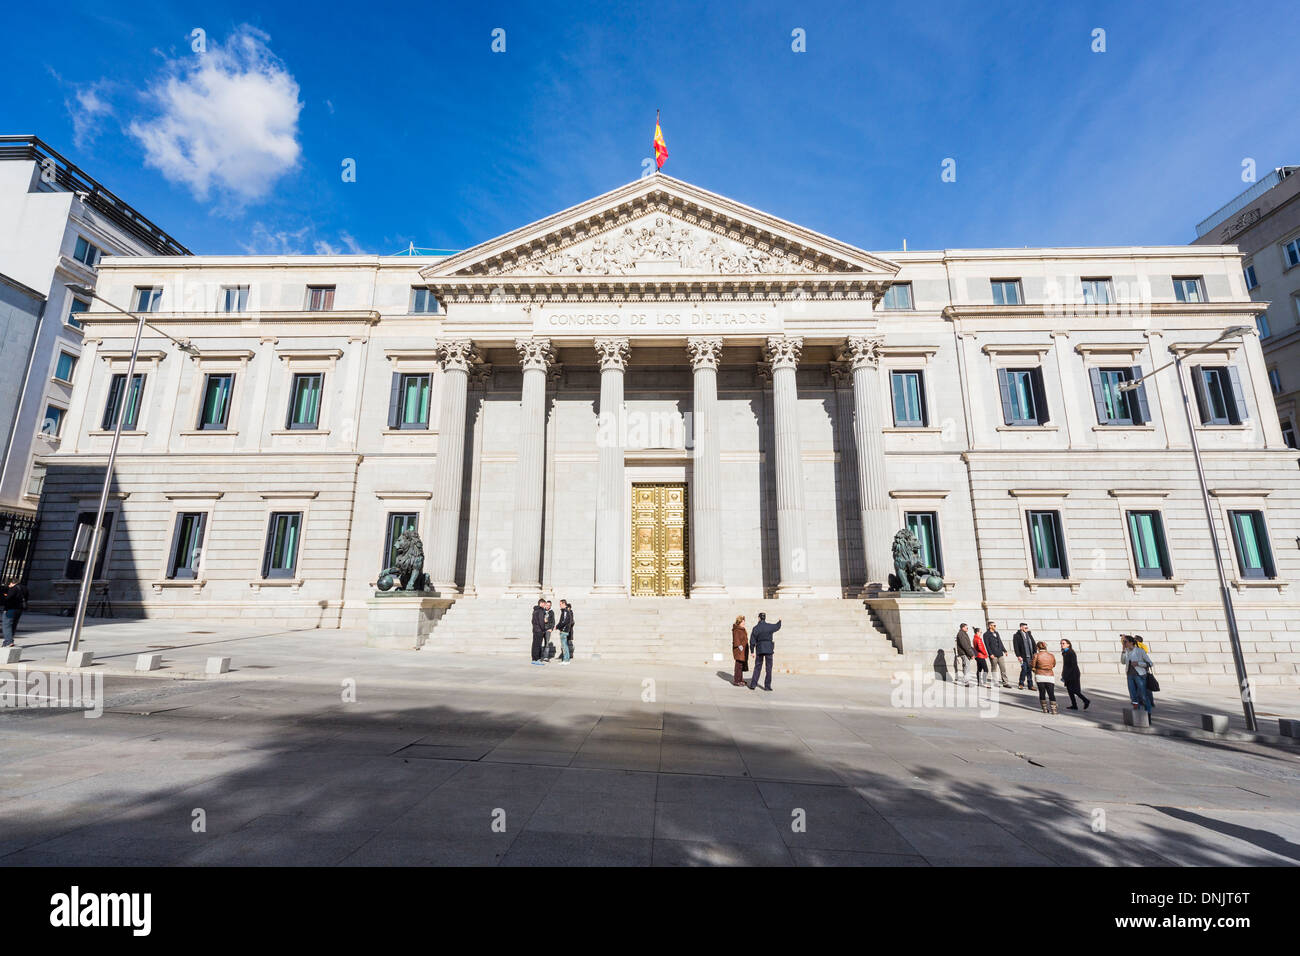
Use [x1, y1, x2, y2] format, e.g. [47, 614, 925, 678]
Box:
[62, 286, 197, 657]
[1119, 324, 1257, 730]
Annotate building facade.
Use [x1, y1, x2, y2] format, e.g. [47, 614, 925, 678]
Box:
[1193, 165, 1300, 449]
[33, 176, 1299, 684]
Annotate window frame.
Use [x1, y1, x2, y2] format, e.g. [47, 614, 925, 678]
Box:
[990, 278, 1023, 306]
[66, 296, 89, 330]
[53, 351, 78, 383]
[1125, 510, 1172, 580]
[409, 287, 439, 315]
[221, 285, 250, 313]
[1257, 313, 1271, 339]
[997, 366, 1049, 426]
[387, 371, 433, 430]
[1243, 263, 1258, 290]
[166, 511, 209, 580]
[1089, 366, 1149, 426]
[286, 372, 325, 430]
[888, 369, 928, 427]
[262, 511, 304, 579]
[102, 372, 147, 431]
[1172, 276, 1206, 303]
[73, 236, 101, 268]
[1191, 365, 1248, 426]
[1227, 509, 1276, 580]
[197, 372, 236, 430]
[880, 282, 913, 311]
[1284, 237, 1300, 270]
[1080, 277, 1114, 306]
[66, 510, 115, 580]
[41, 404, 66, 438]
[132, 286, 163, 313]
[305, 285, 336, 311]
[904, 511, 943, 576]
[1025, 509, 1068, 579]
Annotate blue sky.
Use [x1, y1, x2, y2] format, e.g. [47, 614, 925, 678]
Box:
[1, 0, 1295, 256]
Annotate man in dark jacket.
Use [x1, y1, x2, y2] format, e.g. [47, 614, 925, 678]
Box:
[530, 598, 548, 665]
[2, 579, 27, 647]
[747, 612, 781, 691]
[983, 621, 1011, 688]
[1012, 623, 1036, 690]
[954, 624, 975, 684]
[555, 599, 574, 664]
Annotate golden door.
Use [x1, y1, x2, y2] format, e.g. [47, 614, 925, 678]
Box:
[630, 483, 689, 597]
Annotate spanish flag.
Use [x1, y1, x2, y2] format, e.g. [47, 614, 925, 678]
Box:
[653, 111, 668, 170]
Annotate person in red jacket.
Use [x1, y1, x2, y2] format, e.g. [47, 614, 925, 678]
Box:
[970, 623, 990, 686]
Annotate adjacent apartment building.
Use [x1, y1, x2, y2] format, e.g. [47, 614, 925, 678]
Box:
[1192, 165, 1300, 448]
[0, 135, 189, 579]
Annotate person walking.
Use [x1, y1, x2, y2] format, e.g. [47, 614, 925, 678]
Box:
[954, 623, 975, 685]
[1121, 635, 1155, 718]
[1031, 641, 1058, 714]
[2, 579, 27, 647]
[1060, 638, 1090, 710]
[731, 615, 749, 686]
[1013, 622, 1037, 691]
[971, 625, 990, 686]
[747, 612, 781, 691]
[555, 599, 574, 665]
[530, 598, 548, 665]
[984, 621, 1011, 688]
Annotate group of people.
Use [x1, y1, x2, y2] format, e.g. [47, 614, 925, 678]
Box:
[952, 621, 1159, 718]
[2, 578, 27, 648]
[730, 613, 782, 691]
[529, 597, 575, 665]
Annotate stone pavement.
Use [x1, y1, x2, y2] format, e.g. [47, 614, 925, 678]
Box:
[1, 615, 1298, 865]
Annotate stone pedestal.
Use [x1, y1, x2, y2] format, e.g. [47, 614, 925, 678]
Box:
[366, 592, 455, 649]
[868, 594, 957, 655]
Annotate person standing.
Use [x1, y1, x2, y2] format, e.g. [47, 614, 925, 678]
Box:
[1121, 635, 1154, 718]
[731, 615, 749, 686]
[1060, 638, 1090, 710]
[984, 621, 1011, 688]
[972, 627, 990, 686]
[954, 623, 975, 685]
[530, 598, 548, 665]
[1013, 622, 1037, 691]
[555, 599, 574, 665]
[544, 599, 556, 660]
[747, 612, 781, 692]
[1031, 641, 1058, 714]
[2, 579, 27, 647]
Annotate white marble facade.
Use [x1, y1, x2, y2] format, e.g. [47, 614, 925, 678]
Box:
[29, 176, 1300, 683]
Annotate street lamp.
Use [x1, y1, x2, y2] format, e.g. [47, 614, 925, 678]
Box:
[1119, 323, 1257, 730]
[62, 285, 198, 658]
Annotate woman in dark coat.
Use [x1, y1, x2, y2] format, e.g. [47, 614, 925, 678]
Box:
[732, 615, 749, 686]
[1060, 638, 1090, 710]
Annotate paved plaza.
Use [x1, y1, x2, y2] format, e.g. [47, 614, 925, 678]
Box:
[1, 615, 1298, 866]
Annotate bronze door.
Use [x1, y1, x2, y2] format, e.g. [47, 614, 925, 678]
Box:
[630, 483, 689, 597]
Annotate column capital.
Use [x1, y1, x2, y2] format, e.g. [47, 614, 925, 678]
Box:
[468, 363, 494, 388]
[687, 337, 724, 371]
[437, 338, 479, 372]
[829, 360, 854, 387]
[514, 337, 556, 372]
[838, 335, 884, 371]
[765, 335, 804, 370]
[594, 338, 630, 371]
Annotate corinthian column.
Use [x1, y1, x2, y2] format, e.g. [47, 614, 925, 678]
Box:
[508, 337, 555, 593]
[593, 338, 629, 593]
[840, 334, 893, 592]
[688, 337, 726, 595]
[765, 336, 812, 596]
[427, 339, 477, 594]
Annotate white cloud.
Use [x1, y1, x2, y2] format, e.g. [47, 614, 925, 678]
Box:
[239, 222, 311, 255]
[67, 83, 114, 148]
[129, 26, 302, 205]
[313, 231, 365, 255]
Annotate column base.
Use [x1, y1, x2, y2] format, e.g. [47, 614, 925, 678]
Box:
[505, 584, 543, 598]
[591, 585, 627, 595]
[688, 584, 728, 597]
[775, 584, 814, 598]
[428, 581, 462, 598]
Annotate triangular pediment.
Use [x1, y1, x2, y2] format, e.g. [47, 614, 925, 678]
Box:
[420, 175, 899, 282]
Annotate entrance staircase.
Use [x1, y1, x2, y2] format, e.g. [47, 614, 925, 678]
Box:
[424, 597, 907, 677]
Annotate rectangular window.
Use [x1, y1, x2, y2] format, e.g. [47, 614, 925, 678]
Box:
[1269, 368, 1283, 395]
[997, 367, 1049, 426]
[1192, 365, 1248, 425]
[26, 470, 44, 498]
[262, 512, 303, 579]
[1126, 510, 1171, 579]
[1243, 264, 1258, 290]
[1285, 238, 1300, 269]
[1026, 510, 1068, 579]
[1089, 366, 1149, 426]
[410, 287, 439, 314]
[383, 512, 419, 568]
[67, 296, 89, 329]
[881, 283, 913, 310]
[1257, 313, 1271, 339]
[1228, 510, 1275, 579]
[102, 373, 146, 430]
[198, 373, 235, 429]
[1282, 420, 1297, 450]
[387, 372, 431, 429]
[42, 405, 65, 437]
[286, 373, 323, 429]
[167, 512, 208, 579]
[66, 511, 113, 580]
[54, 352, 77, 382]
[889, 370, 928, 427]
[133, 286, 162, 312]
[1173, 276, 1205, 302]
[73, 236, 101, 268]
[221, 286, 249, 313]
[904, 511, 943, 575]
[990, 279, 1023, 305]
[1080, 278, 1113, 305]
[305, 286, 335, 311]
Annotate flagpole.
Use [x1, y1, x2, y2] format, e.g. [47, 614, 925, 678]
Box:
[654, 109, 659, 174]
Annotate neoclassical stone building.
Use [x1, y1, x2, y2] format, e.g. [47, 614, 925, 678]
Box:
[32, 176, 1300, 684]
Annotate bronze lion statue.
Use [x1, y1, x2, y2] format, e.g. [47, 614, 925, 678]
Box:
[890, 527, 941, 592]
[382, 528, 427, 592]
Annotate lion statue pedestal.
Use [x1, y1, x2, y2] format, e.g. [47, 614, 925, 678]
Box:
[864, 527, 956, 658]
[365, 529, 455, 650]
